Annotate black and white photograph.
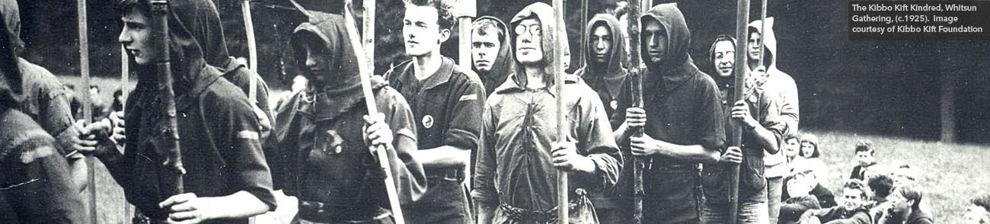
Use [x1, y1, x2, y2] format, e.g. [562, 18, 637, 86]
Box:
[0, 0, 988, 223]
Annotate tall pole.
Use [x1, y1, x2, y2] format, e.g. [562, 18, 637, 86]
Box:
[77, 0, 97, 223]
[150, 0, 186, 198]
[551, 0, 568, 223]
[362, 0, 375, 71]
[729, 0, 752, 223]
[242, 0, 258, 103]
[576, 0, 587, 70]
[625, 0, 644, 222]
[344, 2, 406, 223]
[456, 0, 475, 71]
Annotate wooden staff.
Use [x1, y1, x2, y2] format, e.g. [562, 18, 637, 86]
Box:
[624, 0, 645, 222]
[729, 0, 751, 222]
[551, 0, 568, 223]
[150, 0, 186, 197]
[242, 0, 258, 102]
[76, 0, 98, 223]
[343, 2, 406, 223]
[457, 0, 475, 71]
[576, 0, 587, 70]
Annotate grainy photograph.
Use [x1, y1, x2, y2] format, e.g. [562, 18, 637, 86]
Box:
[0, 0, 988, 223]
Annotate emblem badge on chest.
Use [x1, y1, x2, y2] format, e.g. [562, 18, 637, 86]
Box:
[422, 115, 434, 129]
[610, 100, 618, 110]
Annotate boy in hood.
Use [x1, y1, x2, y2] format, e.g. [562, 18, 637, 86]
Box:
[82, 0, 278, 223]
[1, 0, 90, 194]
[572, 13, 628, 223]
[267, 10, 427, 224]
[610, 3, 724, 223]
[382, 0, 484, 222]
[472, 16, 515, 96]
[700, 35, 784, 224]
[473, 2, 622, 223]
[0, 9, 84, 223]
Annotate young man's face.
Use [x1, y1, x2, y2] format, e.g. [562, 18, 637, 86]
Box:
[783, 138, 800, 158]
[963, 205, 990, 224]
[856, 151, 875, 166]
[589, 24, 612, 64]
[642, 19, 667, 65]
[514, 18, 543, 65]
[747, 31, 762, 61]
[886, 191, 913, 214]
[840, 188, 866, 211]
[298, 37, 330, 86]
[119, 7, 158, 65]
[471, 29, 500, 72]
[403, 5, 447, 57]
[800, 142, 816, 158]
[712, 40, 734, 77]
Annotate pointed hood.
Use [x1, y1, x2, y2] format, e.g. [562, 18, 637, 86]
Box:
[289, 11, 383, 121]
[747, 17, 778, 72]
[0, 5, 21, 108]
[509, 2, 570, 87]
[0, 0, 22, 55]
[170, 0, 229, 68]
[640, 3, 702, 89]
[471, 16, 515, 95]
[581, 13, 625, 76]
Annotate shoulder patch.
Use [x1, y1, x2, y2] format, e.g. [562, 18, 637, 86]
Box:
[236, 130, 260, 140]
[459, 94, 478, 102]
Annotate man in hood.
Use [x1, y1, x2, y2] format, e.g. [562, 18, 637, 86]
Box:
[382, 0, 483, 222]
[267, 10, 427, 224]
[473, 2, 622, 224]
[472, 16, 515, 96]
[82, 0, 277, 223]
[748, 19, 799, 222]
[610, 3, 725, 223]
[0, 8, 84, 223]
[1, 0, 90, 195]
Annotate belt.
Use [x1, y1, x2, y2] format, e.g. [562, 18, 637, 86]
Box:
[424, 167, 465, 181]
[299, 200, 391, 223]
[497, 189, 588, 223]
[132, 211, 166, 224]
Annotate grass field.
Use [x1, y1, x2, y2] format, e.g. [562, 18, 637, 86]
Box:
[55, 75, 990, 223]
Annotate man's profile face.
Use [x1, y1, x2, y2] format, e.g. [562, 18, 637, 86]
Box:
[886, 191, 913, 214]
[514, 18, 543, 65]
[712, 40, 734, 77]
[471, 29, 500, 72]
[963, 205, 990, 224]
[590, 24, 612, 64]
[119, 7, 158, 65]
[403, 5, 447, 57]
[856, 151, 875, 166]
[840, 188, 866, 211]
[747, 31, 762, 61]
[642, 19, 667, 64]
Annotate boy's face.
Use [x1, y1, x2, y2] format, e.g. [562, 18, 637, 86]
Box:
[299, 37, 330, 86]
[590, 24, 612, 64]
[642, 19, 667, 65]
[856, 151, 875, 166]
[800, 142, 816, 157]
[514, 18, 544, 65]
[712, 40, 734, 77]
[840, 188, 866, 211]
[471, 29, 500, 72]
[403, 5, 448, 57]
[963, 205, 990, 224]
[783, 138, 800, 158]
[747, 31, 762, 61]
[119, 7, 158, 65]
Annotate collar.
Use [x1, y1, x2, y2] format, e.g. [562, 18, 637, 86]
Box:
[134, 62, 223, 112]
[403, 57, 456, 91]
[493, 72, 579, 97]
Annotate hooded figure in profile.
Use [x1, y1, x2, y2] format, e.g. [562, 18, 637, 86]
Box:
[267, 10, 427, 223]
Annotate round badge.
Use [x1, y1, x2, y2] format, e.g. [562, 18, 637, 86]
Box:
[610, 100, 618, 109]
[422, 115, 434, 129]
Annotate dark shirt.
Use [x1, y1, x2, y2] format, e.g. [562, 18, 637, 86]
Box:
[384, 57, 484, 158]
[805, 206, 873, 224]
[100, 67, 275, 223]
[779, 195, 821, 224]
[850, 162, 877, 180]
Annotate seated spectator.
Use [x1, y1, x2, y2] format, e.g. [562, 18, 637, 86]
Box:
[111, 88, 124, 112]
[799, 180, 873, 224]
[893, 164, 918, 187]
[850, 140, 878, 180]
[797, 133, 829, 186]
[779, 170, 821, 224]
[783, 133, 801, 163]
[868, 174, 895, 205]
[783, 161, 836, 208]
[876, 185, 933, 224]
[965, 194, 990, 224]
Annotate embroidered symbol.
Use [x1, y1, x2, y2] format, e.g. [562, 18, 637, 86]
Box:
[422, 115, 434, 129]
[316, 130, 343, 154]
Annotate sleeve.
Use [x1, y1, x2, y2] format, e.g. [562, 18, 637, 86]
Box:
[0, 109, 85, 223]
[379, 89, 427, 204]
[32, 73, 77, 157]
[574, 92, 622, 192]
[777, 79, 800, 137]
[214, 94, 277, 211]
[472, 100, 499, 207]
[758, 92, 785, 149]
[698, 80, 727, 151]
[442, 77, 485, 151]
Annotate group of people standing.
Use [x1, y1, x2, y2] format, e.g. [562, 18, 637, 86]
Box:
[4, 0, 944, 223]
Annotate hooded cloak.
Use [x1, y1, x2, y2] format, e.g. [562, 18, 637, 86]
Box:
[472, 16, 515, 96]
[575, 13, 627, 119]
[508, 2, 570, 88]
